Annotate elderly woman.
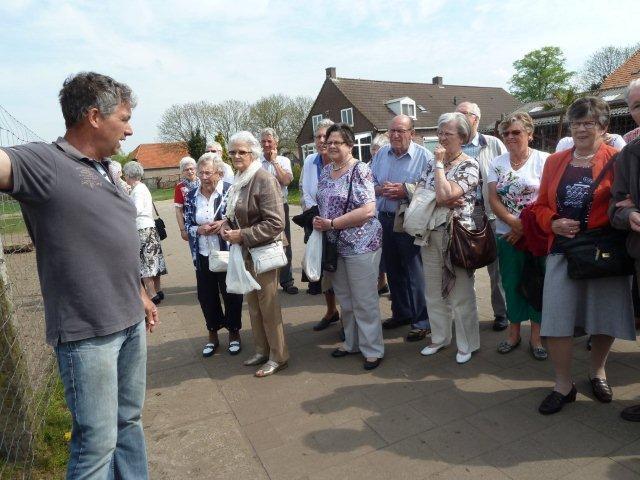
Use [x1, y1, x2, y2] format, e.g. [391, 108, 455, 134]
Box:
[532, 97, 635, 414]
[419, 113, 480, 364]
[220, 131, 288, 377]
[370, 133, 391, 295]
[487, 112, 549, 360]
[301, 119, 342, 332]
[108, 160, 131, 194]
[174, 156, 199, 241]
[313, 123, 384, 370]
[184, 154, 243, 357]
[123, 160, 168, 304]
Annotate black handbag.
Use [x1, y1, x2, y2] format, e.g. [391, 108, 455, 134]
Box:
[322, 163, 358, 272]
[152, 202, 168, 241]
[555, 156, 633, 280]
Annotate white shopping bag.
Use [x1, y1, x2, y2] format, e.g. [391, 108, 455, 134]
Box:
[226, 244, 261, 294]
[302, 229, 323, 282]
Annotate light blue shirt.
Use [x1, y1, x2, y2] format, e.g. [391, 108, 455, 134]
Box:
[370, 142, 434, 213]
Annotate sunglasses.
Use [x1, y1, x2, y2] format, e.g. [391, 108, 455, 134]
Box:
[502, 130, 523, 138]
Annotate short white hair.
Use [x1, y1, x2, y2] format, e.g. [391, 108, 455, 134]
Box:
[437, 112, 472, 144]
[260, 127, 278, 142]
[206, 141, 222, 151]
[197, 152, 226, 174]
[123, 160, 144, 180]
[316, 119, 335, 131]
[179, 156, 196, 172]
[458, 101, 481, 119]
[625, 79, 640, 104]
[229, 131, 261, 160]
[371, 133, 390, 151]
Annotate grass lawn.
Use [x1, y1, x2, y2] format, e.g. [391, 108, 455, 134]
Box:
[151, 187, 302, 206]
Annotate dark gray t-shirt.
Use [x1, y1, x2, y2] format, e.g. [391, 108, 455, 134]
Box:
[1, 138, 144, 346]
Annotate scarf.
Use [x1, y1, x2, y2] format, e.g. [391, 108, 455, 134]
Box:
[224, 159, 262, 224]
[182, 176, 200, 192]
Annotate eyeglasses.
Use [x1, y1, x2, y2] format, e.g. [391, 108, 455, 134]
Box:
[569, 121, 597, 130]
[326, 141, 347, 146]
[502, 130, 523, 137]
[183, 167, 196, 172]
[228, 150, 252, 157]
[458, 111, 478, 118]
[389, 128, 412, 135]
[198, 170, 220, 177]
[437, 131, 457, 138]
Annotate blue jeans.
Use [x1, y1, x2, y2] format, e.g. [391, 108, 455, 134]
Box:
[55, 321, 148, 480]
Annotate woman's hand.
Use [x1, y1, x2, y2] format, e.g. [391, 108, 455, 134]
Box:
[507, 216, 523, 236]
[434, 143, 446, 162]
[221, 228, 243, 244]
[312, 216, 332, 231]
[209, 219, 226, 234]
[504, 230, 523, 245]
[180, 230, 189, 241]
[551, 217, 580, 238]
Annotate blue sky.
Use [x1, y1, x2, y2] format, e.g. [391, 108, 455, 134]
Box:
[1, 0, 638, 151]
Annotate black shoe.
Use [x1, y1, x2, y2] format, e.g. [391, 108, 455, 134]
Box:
[381, 317, 411, 330]
[538, 385, 577, 415]
[283, 285, 299, 294]
[331, 348, 357, 358]
[621, 404, 640, 422]
[307, 283, 322, 295]
[157, 290, 165, 301]
[377, 284, 390, 295]
[492, 316, 508, 331]
[313, 312, 339, 331]
[364, 358, 382, 370]
[590, 377, 613, 403]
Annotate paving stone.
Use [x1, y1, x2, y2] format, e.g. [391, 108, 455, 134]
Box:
[408, 388, 479, 426]
[427, 463, 512, 479]
[417, 419, 495, 463]
[466, 402, 550, 444]
[364, 404, 436, 443]
[610, 438, 640, 474]
[559, 457, 639, 479]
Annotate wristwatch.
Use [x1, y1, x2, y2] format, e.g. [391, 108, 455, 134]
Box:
[435, 161, 445, 169]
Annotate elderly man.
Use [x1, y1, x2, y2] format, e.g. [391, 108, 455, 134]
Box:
[609, 78, 640, 423]
[260, 127, 298, 294]
[0, 72, 158, 478]
[206, 141, 235, 183]
[371, 114, 431, 341]
[455, 101, 509, 331]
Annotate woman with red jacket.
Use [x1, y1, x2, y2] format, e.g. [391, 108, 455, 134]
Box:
[532, 97, 635, 415]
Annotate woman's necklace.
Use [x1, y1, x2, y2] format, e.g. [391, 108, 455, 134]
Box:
[510, 148, 531, 169]
[331, 157, 352, 171]
[444, 151, 463, 166]
[571, 150, 596, 167]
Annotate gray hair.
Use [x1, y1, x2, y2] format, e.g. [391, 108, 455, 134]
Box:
[458, 101, 481, 119]
[316, 119, 335, 131]
[625, 79, 640, 103]
[371, 133, 390, 151]
[59, 72, 137, 129]
[229, 131, 262, 160]
[260, 127, 279, 142]
[197, 153, 226, 174]
[123, 160, 144, 180]
[567, 96, 610, 129]
[437, 112, 472, 143]
[179, 156, 196, 172]
[206, 141, 222, 151]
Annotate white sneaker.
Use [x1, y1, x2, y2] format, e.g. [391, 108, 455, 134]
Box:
[456, 351, 472, 364]
[421, 343, 449, 356]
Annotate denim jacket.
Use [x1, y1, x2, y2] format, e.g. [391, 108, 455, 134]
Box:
[184, 181, 231, 271]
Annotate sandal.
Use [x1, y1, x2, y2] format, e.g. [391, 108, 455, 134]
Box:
[529, 343, 547, 361]
[497, 337, 521, 354]
[243, 353, 268, 366]
[228, 340, 241, 356]
[202, 342, 218, 358]
[255, 360, 288, 377]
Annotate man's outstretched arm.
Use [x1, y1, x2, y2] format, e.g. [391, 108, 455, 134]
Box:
[0, 150, 13, 190]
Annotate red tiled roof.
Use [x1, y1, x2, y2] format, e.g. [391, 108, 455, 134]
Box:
[601, 49, 640, 90]
[128, 142, 188, 169]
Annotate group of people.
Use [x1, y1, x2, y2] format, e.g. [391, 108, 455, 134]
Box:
[3, 70, 640, 478]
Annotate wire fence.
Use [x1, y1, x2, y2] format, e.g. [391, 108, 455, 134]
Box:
[0, 105, 62, 479]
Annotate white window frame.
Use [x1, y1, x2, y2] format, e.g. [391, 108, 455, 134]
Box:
[352, 132, 372, 162]
[401, 100, 416, 119]
[422, 136, 438, 153]
[340, 107, 354, 126]
[301, 143, 316, 158]
[312, 114, 323, 133]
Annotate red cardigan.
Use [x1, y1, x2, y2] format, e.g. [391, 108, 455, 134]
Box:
[532, 143, 617, 252]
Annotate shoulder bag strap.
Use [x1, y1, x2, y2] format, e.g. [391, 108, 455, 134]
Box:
[152, 201, 160, 219]
[577, 155, 616, 230]
[335, 161, 360, 244]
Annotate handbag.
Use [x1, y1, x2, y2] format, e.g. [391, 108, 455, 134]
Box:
[449, 213, 497, 270]
[555, 156, 633, 280]
[322, 162, 358, 272]
[208, 250, 229, 273]
[249, 240, 287, 275]
[152, 203, 167, 240]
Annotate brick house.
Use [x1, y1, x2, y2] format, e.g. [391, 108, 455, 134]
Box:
[296, 67, 521, 161]
[128, 142, 189, 188]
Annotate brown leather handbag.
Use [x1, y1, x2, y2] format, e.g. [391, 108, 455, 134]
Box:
[449, 213, 497, 270]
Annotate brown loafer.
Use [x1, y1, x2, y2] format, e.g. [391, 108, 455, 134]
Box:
[590, 377, 613, 403]
[406, 328, 429, 342]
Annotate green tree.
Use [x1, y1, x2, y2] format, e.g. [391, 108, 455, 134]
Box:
[214, 131, 231, 166]
[186, 127, 207, 160]
[509, 46, 573, 102]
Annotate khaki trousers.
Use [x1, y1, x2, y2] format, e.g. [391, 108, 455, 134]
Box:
[422, 229, 480, 354]
[245, 262, 289, 363]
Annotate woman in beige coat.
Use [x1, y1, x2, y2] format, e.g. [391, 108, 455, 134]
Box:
[221, 131, 289, 377]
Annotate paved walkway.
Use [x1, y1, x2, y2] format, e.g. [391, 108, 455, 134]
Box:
[145, 201, 640, 480]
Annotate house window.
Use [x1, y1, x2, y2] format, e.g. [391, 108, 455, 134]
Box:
[301, 143, 316, 158]
[352, 133, 372, 162]
[340, 108, 354, 126]
[312, 114, 323, 133]
[422, 136, 438, 153]
[401, 101, 416, 118]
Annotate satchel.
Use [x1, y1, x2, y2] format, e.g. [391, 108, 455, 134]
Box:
[152, 203, 168, 240]
[449, 213, 497, 270]
[555, 156, 633, 280]
[208, 250, 229, 273]
[322, 162, 358, 272]
[249, 240, 287, 275]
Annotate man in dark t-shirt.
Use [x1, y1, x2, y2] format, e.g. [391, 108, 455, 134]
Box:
[0, 72, 158, 479]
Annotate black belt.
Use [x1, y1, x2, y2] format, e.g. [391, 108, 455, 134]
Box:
[379, 211, 395, 217]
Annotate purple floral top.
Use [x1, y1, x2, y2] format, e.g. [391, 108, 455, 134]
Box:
[317, 162, 382, 256]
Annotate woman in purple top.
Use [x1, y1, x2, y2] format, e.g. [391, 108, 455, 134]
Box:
[313, 123, 384, 370]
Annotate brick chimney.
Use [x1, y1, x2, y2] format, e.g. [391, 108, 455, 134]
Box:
[432, 76, 443, 86]
[326, 67, 336, 79]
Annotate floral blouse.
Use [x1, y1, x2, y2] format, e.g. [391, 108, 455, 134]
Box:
[317, 162, 382, 256]
[418, 156, 480, 229]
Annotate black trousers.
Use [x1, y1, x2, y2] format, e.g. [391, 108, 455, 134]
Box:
[279, 202, 295, 288]
[196, 254, 243, 332]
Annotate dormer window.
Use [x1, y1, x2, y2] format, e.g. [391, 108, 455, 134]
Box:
[341, 108, 354, 126]
[385, 97, 417, 120]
